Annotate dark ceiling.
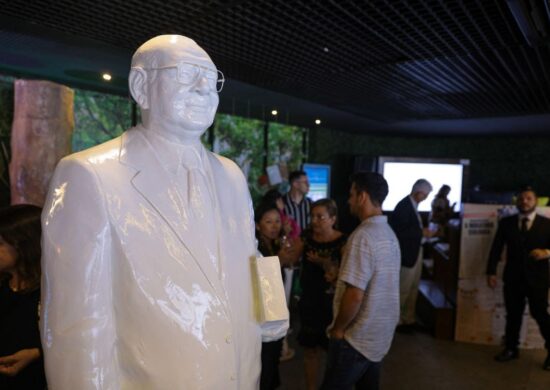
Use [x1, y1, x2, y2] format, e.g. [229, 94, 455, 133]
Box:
[1, 0, 550, 135]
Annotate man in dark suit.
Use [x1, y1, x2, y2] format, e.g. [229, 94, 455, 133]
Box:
[487, 187, 550, 370]
[389, 179, 433, 329]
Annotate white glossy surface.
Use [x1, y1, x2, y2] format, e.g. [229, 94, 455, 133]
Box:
[41, 35, 287, 389]
[256, 256, 288, 322]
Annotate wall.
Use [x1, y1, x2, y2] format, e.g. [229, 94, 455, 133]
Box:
[308, 126, 550, 234]
[309, 126, 550, 196]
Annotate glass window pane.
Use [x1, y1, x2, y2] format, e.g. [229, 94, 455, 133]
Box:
[73, 89, 132, 151]
[213, 113, 264, 203]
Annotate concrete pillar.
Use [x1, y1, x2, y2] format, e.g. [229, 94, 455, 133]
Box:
[10, 79, 74, 206]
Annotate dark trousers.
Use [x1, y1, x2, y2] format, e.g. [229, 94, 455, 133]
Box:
[320, 338, 381, 390]
[504, 282, 550, 350]
[260, 338, 283, 390]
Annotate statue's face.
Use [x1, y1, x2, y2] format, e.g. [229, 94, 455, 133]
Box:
[146, 43, 220, 138]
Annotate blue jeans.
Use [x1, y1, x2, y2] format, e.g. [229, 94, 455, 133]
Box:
[320, 338, 381, 390]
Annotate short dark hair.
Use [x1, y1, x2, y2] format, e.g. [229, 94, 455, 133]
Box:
[254, 202, 279, 225]
[312, 198, 338, 218]
[0, 204, 43, 293]
[350, 171, 389, 207]
[438, 184, 451, 194]
[289, 170, 307, 184]
[518, 186, 537, 197]
[261, 188, 282, 207]
[312, 198, 338, 228]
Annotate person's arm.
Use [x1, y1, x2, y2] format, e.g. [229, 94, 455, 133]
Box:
[305, 249, 331, 267]
[389, 201, 419, 239]
[329, 231, 371, 339]
[486, 221, 505, 288]
[0, 348, 40, 377]
[388, 201, 408, 234]
[41, 158, 117, 389]
[529, 219, 550, 261]
[329, 284, 364, 339]
[530, 248, 550, 261]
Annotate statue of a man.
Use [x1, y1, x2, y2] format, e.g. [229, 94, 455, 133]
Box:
[41, 35, 286, 389]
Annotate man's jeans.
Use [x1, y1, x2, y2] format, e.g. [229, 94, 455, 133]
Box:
[320, 338, 381, 390]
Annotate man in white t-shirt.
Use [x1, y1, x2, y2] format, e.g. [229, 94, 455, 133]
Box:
[321, 172, 400, 389]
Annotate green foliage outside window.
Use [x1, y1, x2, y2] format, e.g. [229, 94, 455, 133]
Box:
[213, 114, 265, 202]
[0, 78, 305, 208]
[72, 89, 132, 151]
[267, 122, 303, 169]
[213, 115, 304, 204]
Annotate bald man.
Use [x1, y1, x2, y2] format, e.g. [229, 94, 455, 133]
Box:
[41, 35, 284, 389]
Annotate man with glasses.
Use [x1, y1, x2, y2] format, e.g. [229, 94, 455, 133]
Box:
[41, 35, 285, 389]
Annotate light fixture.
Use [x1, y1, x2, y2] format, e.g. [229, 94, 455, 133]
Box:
[271, 109, 278, 116]
[323, 47, 329, 53]
[315, 119, 321, 125]
[102, 73, 112, 81]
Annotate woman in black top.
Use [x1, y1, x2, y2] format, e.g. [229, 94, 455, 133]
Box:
[255, 203, 301, 390]
[298, 199, 347, 390]
[0, 205, 46, 390]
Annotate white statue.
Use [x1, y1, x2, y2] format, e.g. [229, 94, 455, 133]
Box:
[41, 35, 287, 389]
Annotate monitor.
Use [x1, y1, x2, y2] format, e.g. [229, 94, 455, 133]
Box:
[378, 157, 469, 212]
[303, 163, 331, 201]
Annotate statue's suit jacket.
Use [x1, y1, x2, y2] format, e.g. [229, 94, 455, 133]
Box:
[41, 128, 262, 389]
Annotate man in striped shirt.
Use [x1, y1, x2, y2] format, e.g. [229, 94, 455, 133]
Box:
[321, 172, 400, 390]
[283, 170, 312, 231]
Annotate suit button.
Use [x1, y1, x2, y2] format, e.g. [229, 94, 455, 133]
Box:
[230, 374, 236, 381]
[226, 335, 232, 344]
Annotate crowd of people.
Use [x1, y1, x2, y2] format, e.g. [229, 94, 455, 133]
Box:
[1, 169, 550, 390]
[253, 172, 457, 389]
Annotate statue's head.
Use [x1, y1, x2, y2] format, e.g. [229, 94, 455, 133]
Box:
[129, 35, 223, 140]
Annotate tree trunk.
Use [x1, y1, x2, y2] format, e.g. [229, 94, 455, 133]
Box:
[10, 80, 74, 206]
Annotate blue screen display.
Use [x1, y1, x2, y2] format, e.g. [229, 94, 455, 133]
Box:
[303, 163, 331, 201]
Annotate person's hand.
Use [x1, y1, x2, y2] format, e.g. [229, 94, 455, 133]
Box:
[282, 220, 292, 236]
[306, 250, 330, 266]
[529, 248, 550, 261]
[329, 328, 345, 340]
[423, 227, 436, 238]
[487, 275, 498, 289]
[279, 242, 298, 267]
[0, 348, 40, 377]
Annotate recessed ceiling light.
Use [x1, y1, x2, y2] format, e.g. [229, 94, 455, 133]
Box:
[102, 73, 112, 81]
[271, 109, 278, 116]
[315, 119, 321, 125]
[323, 47, 329, 53]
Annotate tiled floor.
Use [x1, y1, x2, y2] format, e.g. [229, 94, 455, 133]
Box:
[279, 328, 550, 389]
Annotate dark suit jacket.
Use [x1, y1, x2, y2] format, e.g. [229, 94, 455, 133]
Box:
[486, 214, 550, 289]
[389, 196, 423, 268]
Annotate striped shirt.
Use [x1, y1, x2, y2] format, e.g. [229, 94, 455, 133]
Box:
[329, 215, 401, 362]
[283, 193, 312, 231]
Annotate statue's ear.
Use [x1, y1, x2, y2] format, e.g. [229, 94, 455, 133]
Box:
[129, 67, 149, 110]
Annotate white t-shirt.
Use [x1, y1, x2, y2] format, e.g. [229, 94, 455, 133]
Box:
[330, 215, 401, 362]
